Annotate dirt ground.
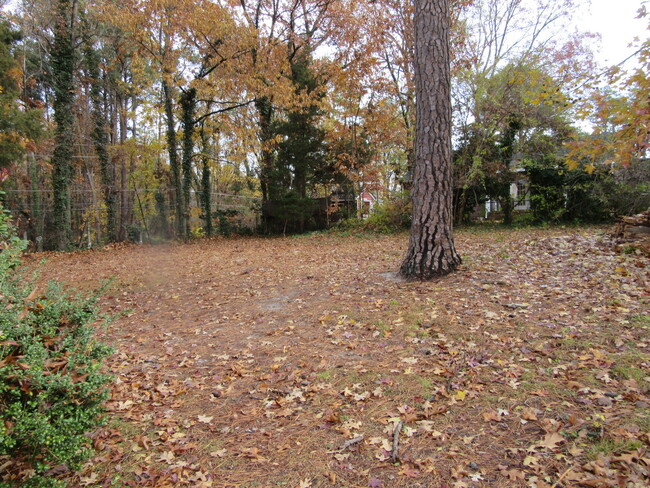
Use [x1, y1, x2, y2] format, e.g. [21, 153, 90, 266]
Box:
[24, 227, 650, 487]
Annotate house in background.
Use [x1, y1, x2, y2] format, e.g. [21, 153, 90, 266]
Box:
[358, 189, 378, 219]
[485, 167, 530, 218]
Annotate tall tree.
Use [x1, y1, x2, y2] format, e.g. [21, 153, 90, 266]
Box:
[400, 0, 461, 280]
[50, 0, 76, 250]
[82, 16, 118, 242]
[180, 87, 196, 239]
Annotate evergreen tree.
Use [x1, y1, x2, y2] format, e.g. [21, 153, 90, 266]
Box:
[267, 51, 328, 233]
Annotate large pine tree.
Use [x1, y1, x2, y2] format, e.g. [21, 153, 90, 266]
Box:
[399, 0, 461, 280]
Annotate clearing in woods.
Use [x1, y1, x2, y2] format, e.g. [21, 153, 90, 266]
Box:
[27, 227, 649, 487]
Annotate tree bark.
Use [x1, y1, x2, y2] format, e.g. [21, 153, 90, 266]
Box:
[180, 88, 196, 239]
[83, 24, 118, 243]
[51, 0, 76, 250]
[162, 78, 183, 237]
[399, 0, 461, 280]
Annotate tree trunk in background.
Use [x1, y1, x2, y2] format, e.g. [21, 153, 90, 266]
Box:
[180, 88, 196, 239]
[200, 126, 213, 237]
[51, 0, 76, 250]
[162, 78, 183, 237]
[117, 93, 129, 240]
[500, 118, 519, 226]
[399, 0, 461, 280]
[83, 26, 118, 242]
[255, 96, 274, 229]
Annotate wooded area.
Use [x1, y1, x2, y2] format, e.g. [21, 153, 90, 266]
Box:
[0, 0, 648, 250]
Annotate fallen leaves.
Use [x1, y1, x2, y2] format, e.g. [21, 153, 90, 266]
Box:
[22, 228, 649, 488]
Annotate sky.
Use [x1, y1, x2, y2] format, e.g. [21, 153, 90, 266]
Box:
[581, 0, 647, 67]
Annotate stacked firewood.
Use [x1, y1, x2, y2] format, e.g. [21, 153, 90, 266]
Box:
[613, 209, 650, 254]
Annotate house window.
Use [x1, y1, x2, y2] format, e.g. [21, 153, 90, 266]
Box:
[516, 181, 528, 206]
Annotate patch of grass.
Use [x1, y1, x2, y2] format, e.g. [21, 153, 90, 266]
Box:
[416, 328, 430, 339]
[612, 364, 647, 382]
[629, 314, 650, 328]
[106, 417, 141, 437]
[383, 375, 430, 399]
[520, 370, 536, 383]
[633, 413, 650, 432]
[519, 379, 573, 399]
[376, 321, 392, 336]
[417, 377, 434, 391]
[315, 370, 332, 381]
[585, 438, 644, 460]
[620, 245, 637, 255]
[482, 395, 501, 405]
[611, 352, 650, 383]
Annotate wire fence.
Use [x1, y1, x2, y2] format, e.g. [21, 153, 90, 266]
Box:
[3, 188, 261, 250]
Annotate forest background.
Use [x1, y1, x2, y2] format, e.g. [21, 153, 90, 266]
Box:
[0, 0, 649, 249]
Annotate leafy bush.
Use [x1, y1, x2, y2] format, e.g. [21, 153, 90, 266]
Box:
[215, 209, 238, 237]
[331, 193, 412, 234]
[363, 193, 411, 233]
[0, 202, 112, 487]
[523, 159, 650, 224]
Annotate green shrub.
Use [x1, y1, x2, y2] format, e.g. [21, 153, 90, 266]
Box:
[363, 193, 412, 233]
[522, 159, 649, 224]
[215, 209, 237, 237]
[0, 201, 112, 487]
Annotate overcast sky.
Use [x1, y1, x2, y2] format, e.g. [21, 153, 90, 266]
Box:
[582, 0, 647, 66]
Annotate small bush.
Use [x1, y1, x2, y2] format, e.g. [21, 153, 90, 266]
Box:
[363, 193, 412, 233]
[0, 201, 112, 487]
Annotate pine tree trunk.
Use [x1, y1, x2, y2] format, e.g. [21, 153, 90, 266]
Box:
[51, 0, 76, 250]
[162, 78, 183, 237]
[399, 0, 461, 280]
[83, 26, 118, 242]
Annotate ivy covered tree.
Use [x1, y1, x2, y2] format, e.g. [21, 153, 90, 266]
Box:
[50, 0, 76, 250]
[82, 16, 118, 243]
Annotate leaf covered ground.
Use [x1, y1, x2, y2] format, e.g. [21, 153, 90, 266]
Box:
[21, 227, 650, 487]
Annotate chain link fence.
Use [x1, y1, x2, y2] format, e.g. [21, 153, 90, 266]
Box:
[2, 187, 261, 250]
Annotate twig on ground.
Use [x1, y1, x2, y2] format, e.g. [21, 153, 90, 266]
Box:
[342, 435, 364, 450]
[327, 435, 364, 453]
[551, 467, 573, 488]
[391, 420, 405, 462]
